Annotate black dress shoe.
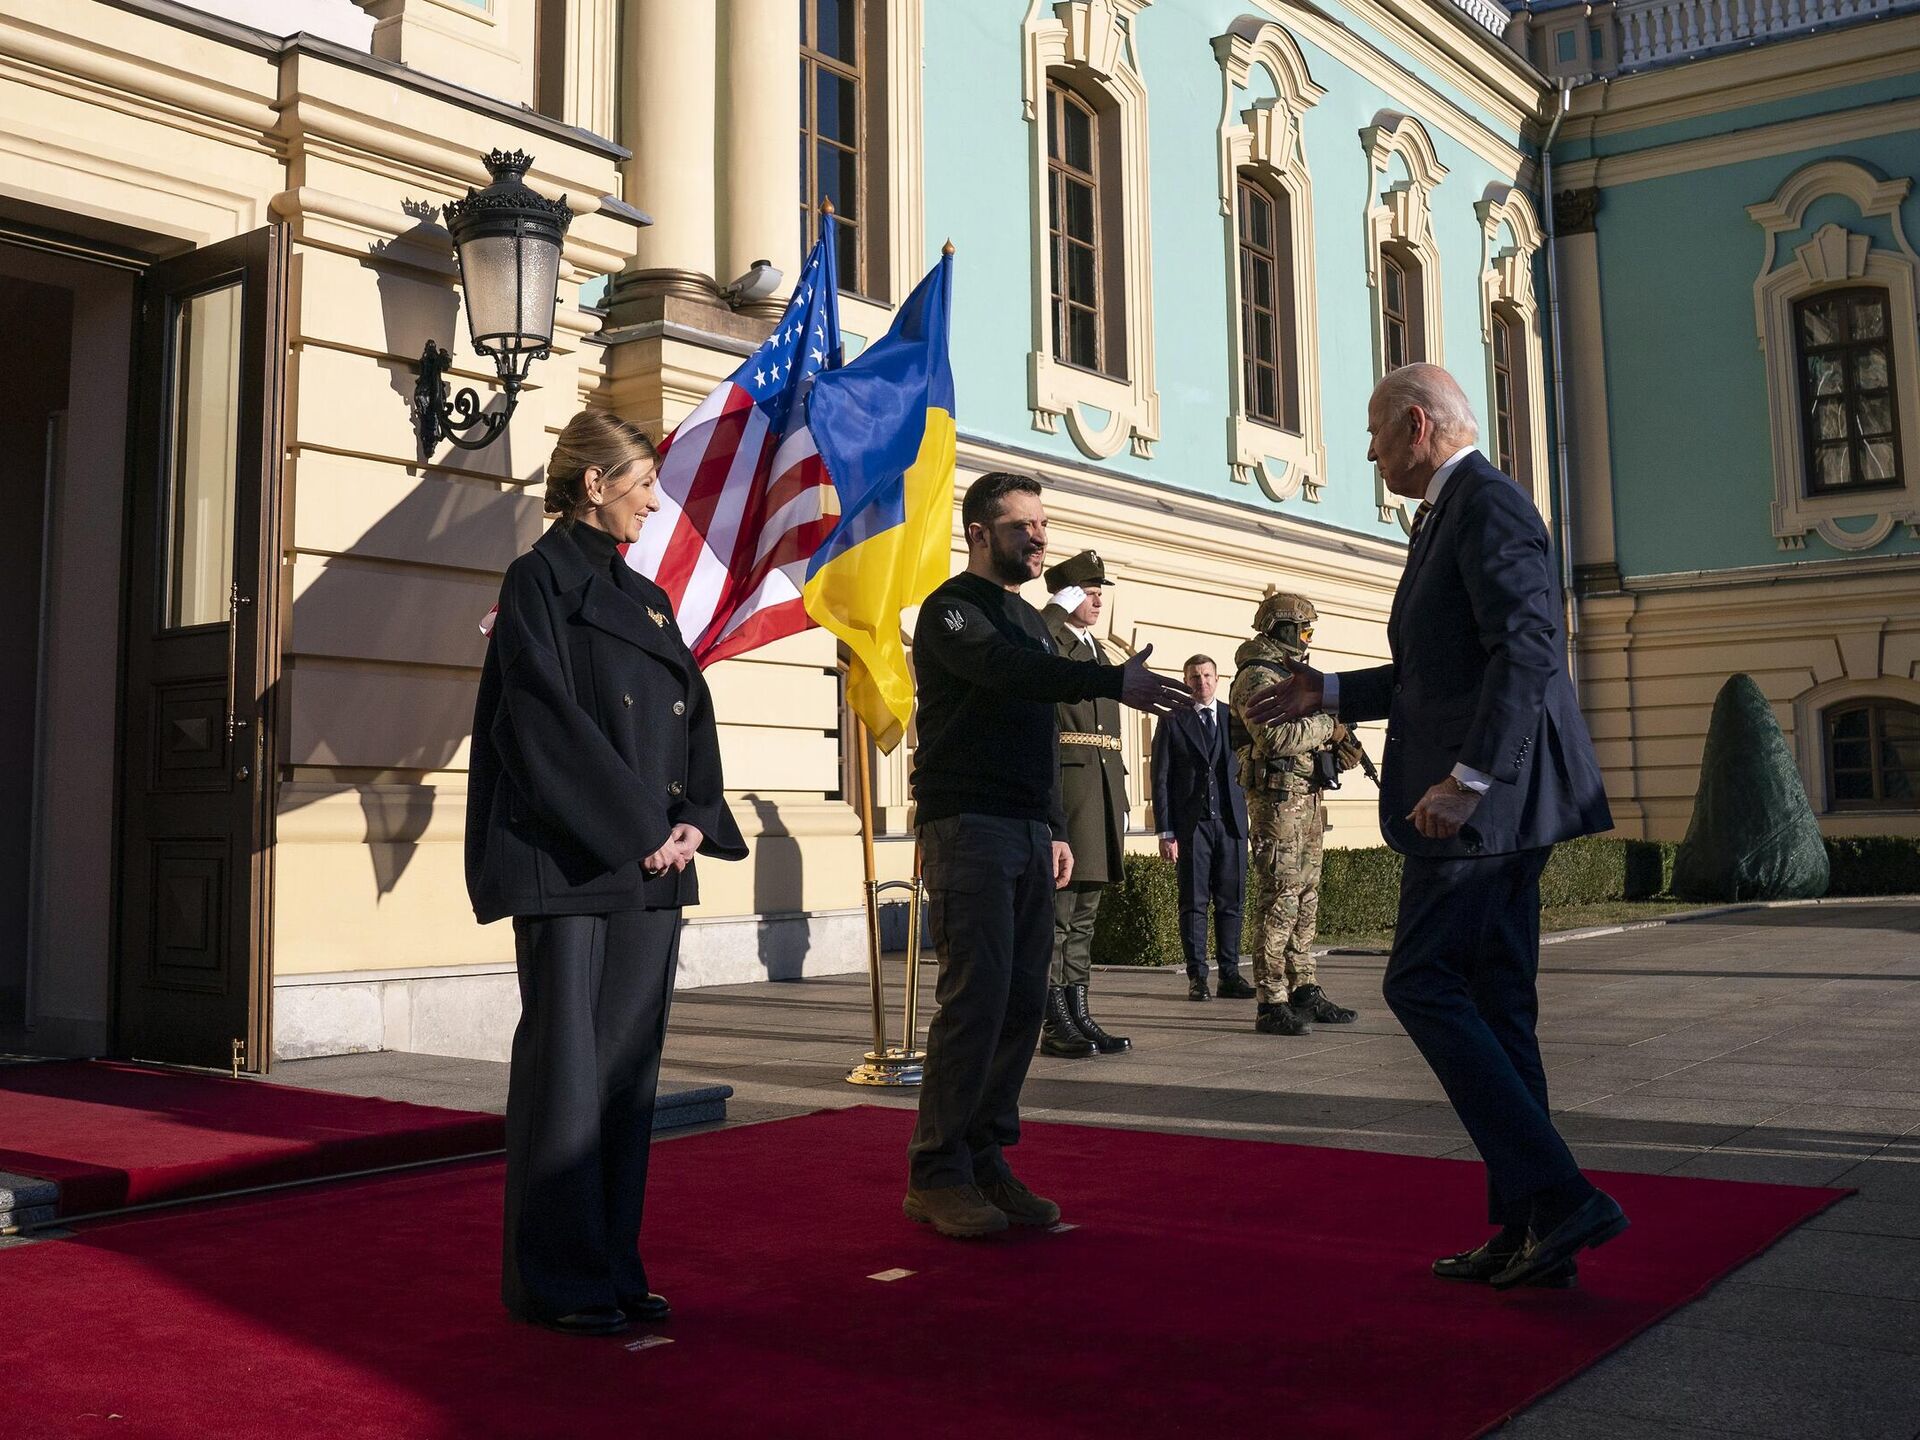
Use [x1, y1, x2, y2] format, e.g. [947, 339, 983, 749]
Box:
[1215, 973, 1256, 1000]
[1433, 1239, 1577, 1288]
[619, 1292, 672, 1323]
[1187, 978, 1211, 1002]
[1491, 1190, 1629, 1291]
[525, 1306, 630, 1336]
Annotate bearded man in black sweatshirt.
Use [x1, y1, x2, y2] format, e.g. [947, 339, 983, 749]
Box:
[903, 471, 1189, 1238]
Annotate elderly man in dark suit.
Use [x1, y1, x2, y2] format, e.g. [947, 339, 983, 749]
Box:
[1039, 549, 1132, 1057]
[1246, 364, 1622, 1292]
[1151, 655, 1255, 1003]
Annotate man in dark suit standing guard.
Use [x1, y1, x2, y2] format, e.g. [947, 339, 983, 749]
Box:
[1039, 550, 1132, 1057]
[1246, 364, 1623, 1291]
[1151, 655, 1256, 1003]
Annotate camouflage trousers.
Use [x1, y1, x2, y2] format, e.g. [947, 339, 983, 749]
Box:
[1247, 790, 1325, 1004]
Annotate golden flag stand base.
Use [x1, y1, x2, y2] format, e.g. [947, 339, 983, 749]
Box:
[845, 875, 927, 1087]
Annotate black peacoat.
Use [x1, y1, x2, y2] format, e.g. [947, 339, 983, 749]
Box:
[1042, 602, 1128, 884]
[466, 523, 747, 924]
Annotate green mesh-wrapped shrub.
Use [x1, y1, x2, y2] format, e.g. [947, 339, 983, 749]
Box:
[1671, 673, 1830, 902]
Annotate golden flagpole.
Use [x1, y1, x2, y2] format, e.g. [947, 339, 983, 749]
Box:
[846, 711, 927, 1085]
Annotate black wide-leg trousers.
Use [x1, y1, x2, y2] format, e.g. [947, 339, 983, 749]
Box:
[908, 814, 1055, 1191]
[1382, 847, 1582, 1226]
[503, 907, 680, 1320]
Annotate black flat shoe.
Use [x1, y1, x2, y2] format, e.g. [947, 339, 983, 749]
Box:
[619, 1292, 672, 1323]
[1215, 973, 1256, 999]
[1491, 1190, 1628, 1291]
[1433, 1240, 1577, 1288]
[525, 1306, 630, 1336]
[1188, 978, 1211, 1002]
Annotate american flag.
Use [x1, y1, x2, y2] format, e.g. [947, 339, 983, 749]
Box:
[625, 237, 842, 665]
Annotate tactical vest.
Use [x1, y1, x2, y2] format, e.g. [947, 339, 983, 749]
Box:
[1230, 638, 1317, 800]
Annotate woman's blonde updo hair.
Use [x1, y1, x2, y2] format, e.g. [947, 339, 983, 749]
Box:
[542, 409, 661, 520]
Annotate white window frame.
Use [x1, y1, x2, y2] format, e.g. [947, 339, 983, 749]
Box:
[1213, 17, 1326, 504]
[1748, 159, 1920, 553]
[1021, 0, 1159, 460]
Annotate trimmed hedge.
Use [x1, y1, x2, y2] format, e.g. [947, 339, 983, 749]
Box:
[1090, 833, 1915, 966]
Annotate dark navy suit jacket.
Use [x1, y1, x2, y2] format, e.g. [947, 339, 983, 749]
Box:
[1336, 451, 1611, 859]
[1151, 701, 1249, 839]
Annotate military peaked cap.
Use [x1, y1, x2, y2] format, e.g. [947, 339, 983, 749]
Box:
[1044, 549, 1111, 592]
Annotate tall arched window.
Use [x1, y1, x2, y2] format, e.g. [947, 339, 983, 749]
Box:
[1825, 699, 1920, 808]
[801, 0, 890, 299]
[1491, 305, 1531, 485]
[1381, 245, 1424, 371]
[1795, 286, 1902, 496]
[1237, 171, 1299, 434]
[1046, 80, 1124, 377]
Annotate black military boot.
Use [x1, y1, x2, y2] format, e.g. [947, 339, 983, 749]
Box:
[1068, 983, 1130, 1054]
[1290, 984, 1357, 1024]
[1040, 986, 1096, 1058]
[1254, 999, 1311, 1036]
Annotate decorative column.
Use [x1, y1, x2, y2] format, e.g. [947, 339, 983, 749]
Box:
[1553, 187, 1622, 595]
[718, 0, 801, 315]
[614, 0, 719, 306]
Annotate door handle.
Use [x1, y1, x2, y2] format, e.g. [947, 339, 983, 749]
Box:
[226, 582, 252, 741]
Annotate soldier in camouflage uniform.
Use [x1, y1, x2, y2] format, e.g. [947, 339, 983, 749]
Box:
[1228, 593, 1363, 1036]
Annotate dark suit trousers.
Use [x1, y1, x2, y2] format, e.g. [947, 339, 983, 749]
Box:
[503, 908, 679, 1319]
[909, 814, 1054, 1189]
[1177, 818, 1246, 982]
[1382, 848, 1581, 1225]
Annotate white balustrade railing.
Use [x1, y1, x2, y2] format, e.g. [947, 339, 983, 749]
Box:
[1448, 0, 1513, 36]
[1617, 0, 1915, 66]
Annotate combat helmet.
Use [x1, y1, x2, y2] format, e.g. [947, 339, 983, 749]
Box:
[1253, 588, 1317, 659]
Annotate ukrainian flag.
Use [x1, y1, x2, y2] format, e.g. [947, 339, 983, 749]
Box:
[801, 252, 956, 753]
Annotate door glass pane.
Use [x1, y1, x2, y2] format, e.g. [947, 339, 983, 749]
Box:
[164, 282, 243, 629]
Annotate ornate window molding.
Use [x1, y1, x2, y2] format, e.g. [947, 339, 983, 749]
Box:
[1212, 17, 1326, 504]
[1361, 112, 1447, 524]
[1475, 183, 1551, 516]
[1791, 673, 1920, 814]
[1022, 0, 1158, 460]
[1747, 159, 1920, 552]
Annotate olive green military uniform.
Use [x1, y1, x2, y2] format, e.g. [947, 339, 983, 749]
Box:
[1230, 633, 1334, 1002]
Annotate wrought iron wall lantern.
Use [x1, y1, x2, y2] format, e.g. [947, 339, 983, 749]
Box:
[413, 149, 573, 453]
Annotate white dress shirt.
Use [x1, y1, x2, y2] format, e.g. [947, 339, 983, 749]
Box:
[1322, 446, 1493, 794]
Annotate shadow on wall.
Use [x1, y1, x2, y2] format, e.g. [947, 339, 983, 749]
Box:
[741, 793, 810, 979]
[272, 216, 532, 895]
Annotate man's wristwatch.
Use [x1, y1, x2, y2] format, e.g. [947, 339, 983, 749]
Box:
[1443, 774, 1479, 798]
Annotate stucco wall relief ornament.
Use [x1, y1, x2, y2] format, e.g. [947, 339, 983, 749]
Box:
[1748, 159, 1920, 553]
[1021, 0, 1160, 462]
[1475, 184, 1553, 517]
[1213, 17, 1327, 504]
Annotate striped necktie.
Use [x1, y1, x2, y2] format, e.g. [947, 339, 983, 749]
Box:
[1409, 500, 1435, 547]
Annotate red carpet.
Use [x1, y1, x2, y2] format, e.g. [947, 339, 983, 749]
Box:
[5, 1105, 1841, 1439]
[0, 1061, 503, 1217]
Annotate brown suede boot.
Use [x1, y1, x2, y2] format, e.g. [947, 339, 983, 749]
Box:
[903, 1183, 1010, 1238]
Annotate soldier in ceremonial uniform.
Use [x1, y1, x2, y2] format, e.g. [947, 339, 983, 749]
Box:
[1038, 550, 1131, 1058]
[1229, 593, 1363, 1036]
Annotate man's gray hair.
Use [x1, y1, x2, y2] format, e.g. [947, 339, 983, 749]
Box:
[1372, 363, 1479, 445]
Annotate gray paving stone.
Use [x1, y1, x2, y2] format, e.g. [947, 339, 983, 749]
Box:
[1664, 1280, 1920, 1356]
[1731, 1228, 1920, 1302]
[1497, 1400, 1769, 1438]
[1805, 1197, 1920, 1240]
[1549, 1325, 1920, 1439]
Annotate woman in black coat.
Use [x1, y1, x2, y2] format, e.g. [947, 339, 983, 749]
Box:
[466, 408, 747, 1336]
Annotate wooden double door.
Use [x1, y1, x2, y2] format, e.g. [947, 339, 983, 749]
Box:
[113, 225, 286, 1073]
